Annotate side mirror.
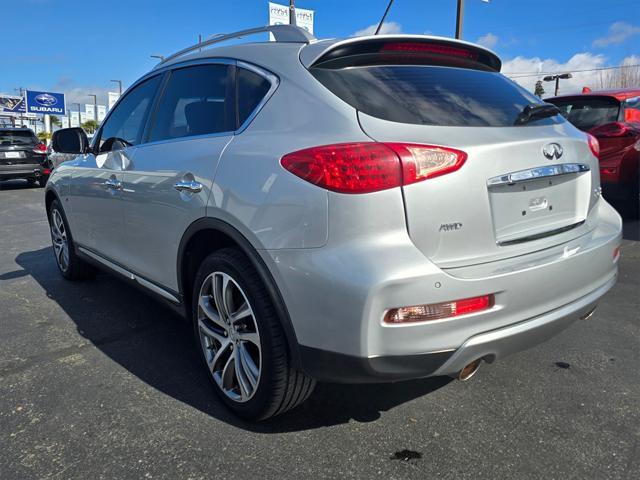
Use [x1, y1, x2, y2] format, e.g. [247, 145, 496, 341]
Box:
[51, 127, 90, 154]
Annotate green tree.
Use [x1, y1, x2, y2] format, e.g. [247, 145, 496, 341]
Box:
[534, 80, 546, 98]
[81, 120, 99, 133]
[49, 115, 62, 127]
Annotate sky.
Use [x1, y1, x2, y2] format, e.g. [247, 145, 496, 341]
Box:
[4, 0, 639, 107]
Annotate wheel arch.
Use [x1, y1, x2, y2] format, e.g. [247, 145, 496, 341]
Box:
[177, 217, 302, 368]
[44, 187, 62, 220]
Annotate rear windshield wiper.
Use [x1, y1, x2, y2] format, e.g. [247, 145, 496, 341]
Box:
[514, 103, 560, 125]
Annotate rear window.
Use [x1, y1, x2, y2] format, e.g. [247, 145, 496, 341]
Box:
[311, 65, 563, 127]
[546, 96, 620, 131]
[0, 130, 37, 146]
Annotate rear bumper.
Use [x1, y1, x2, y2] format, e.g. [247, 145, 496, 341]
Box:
[299, 275, 614, 382]
[432, 274, 614, 377]
[0, 163, 46, 180]
[264, 200, 621, 383]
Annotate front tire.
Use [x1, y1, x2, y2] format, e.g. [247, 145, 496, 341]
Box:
[48, 199, 95, 280]
[192, 248, 315, 420]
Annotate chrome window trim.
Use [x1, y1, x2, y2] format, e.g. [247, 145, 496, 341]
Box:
[235, 60, 280, 135]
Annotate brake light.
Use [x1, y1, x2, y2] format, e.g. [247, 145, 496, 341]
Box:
[381, 42, 479, 61]
[280, 143, 467, 193]
[587, 134, 600, 159]
[384, 295, 493, 324]
[33, 143, 48, 155]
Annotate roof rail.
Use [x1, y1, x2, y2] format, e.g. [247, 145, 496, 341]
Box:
[159, 25, 316, 65]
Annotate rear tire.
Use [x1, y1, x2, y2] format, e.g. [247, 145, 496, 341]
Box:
[192, 248, 315, 420]
[48, 199, 95, 281]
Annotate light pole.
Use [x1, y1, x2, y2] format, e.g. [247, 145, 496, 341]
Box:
[289, 0, 296, 25]
[110, 79, 122, 95]
[543, 73, 572, 96]
[88, 94, 97, 122]
[455, 0, 464, 39]
[72, 103, 82, 128]
[456, 0, 490, 39]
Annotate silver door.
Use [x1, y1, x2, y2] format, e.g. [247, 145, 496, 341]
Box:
[119, 63, 235, 290]
[66, 151, 127, 260]
[68, 74, 163, 262]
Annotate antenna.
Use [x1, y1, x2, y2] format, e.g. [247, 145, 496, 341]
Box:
[375, 0, 395, 35]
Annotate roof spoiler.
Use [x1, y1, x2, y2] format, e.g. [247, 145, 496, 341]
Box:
[301, 35, 502, 72]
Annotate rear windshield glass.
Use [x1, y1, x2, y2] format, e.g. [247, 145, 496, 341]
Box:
[546, 96, 620, 131]
[0, 130, 37, 146]
[311, 65, 564, 127]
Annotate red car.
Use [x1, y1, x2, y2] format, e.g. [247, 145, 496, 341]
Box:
[547, 88, 640, 218]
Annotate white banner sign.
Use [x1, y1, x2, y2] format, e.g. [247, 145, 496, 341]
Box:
[108, 92, 120, 110]
[61, 116, 70, 128]
[70, 111, 80, 128]
[268, 2, 314, 39]
[84, 104, 96, 120]
[97, 105, 107, 122]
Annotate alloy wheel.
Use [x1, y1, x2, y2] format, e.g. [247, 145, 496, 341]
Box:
[50, 209, 69, 273]
[197, 272, 262, 402]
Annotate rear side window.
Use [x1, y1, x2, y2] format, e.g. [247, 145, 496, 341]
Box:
[0, 130, 37, 146]
[149, 64, 232, 142]
[237, 68, 272, 127]
[311, 65, 563, 127]
[547, 96, 620, 131]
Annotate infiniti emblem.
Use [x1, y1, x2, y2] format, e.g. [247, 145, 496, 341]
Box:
[542, 143, 563, 160]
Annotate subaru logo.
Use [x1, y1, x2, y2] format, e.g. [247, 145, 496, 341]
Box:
[542, 143, 563, 160]
[34, 93, 57, 107]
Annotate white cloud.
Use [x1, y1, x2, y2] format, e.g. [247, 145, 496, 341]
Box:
[593, 22, 640, 47]
[352, 21, 402, 37]
[503, 52, 607, 97]
[476, 33, 498, 49]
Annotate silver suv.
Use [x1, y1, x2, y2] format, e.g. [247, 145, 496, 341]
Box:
[47, 25, 622, 420]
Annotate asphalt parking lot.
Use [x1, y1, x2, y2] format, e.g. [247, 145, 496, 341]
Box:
[1, 179, 639, 480]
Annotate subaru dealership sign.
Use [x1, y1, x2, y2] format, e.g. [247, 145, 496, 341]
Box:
[25, 90, 66, 115]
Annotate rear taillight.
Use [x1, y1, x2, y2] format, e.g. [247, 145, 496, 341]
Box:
[385, 143, 467, 185]
[384, 294, 493, 324]
[587, 134, 600, 159]
[280, 142, 467, 194]
[33, 143, 48, 155]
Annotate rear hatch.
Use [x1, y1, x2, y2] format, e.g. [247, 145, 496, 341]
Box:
[307, 37, 599, 267]
[0, 129, 42, 165]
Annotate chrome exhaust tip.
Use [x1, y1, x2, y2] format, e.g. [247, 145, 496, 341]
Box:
[457, 358, 482, 381]
[580, 306, 597, 321]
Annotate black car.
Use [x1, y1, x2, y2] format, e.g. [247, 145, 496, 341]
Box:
[0, 127, 52, 187]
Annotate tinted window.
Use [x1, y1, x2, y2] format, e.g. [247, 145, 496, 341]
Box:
[311, 65, 563, 127]
[547, 96, 620, 131]
[237, 68, 271, 126]
[0, 129, 38, 146]
[98, 75, 161, 152]
[149, 64, 231, 142]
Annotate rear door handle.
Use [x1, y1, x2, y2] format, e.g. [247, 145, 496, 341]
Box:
[103, 177, 123, 191]
[173, 180, 203, 194]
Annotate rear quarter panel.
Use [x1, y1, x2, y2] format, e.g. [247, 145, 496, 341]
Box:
[209, 45, 374, 249]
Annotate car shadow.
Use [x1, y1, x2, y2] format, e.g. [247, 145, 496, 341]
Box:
[12, 246, 451, 433]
